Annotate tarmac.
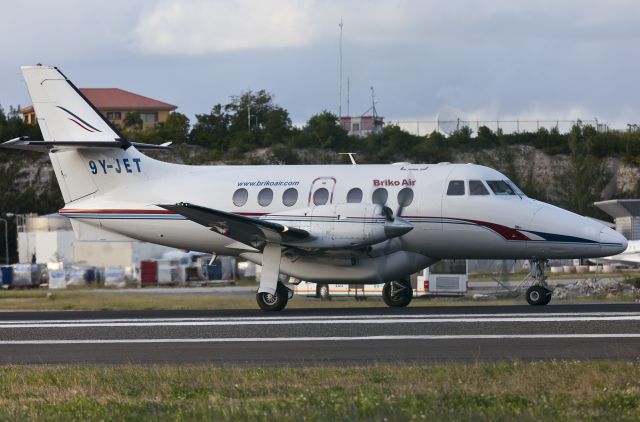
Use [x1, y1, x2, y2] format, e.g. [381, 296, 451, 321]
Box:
[0, 303, 639, 365]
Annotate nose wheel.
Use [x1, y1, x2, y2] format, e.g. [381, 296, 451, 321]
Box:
[525, 259, 552, 306]
[525, 285, 552, 306]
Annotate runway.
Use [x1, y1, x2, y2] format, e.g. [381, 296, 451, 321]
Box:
[0, 303, 639, 365]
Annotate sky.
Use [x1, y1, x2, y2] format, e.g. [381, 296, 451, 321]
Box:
[1, 0, 639, 129]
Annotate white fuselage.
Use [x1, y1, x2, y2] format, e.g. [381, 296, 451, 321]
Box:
[56, 147, 627, 284]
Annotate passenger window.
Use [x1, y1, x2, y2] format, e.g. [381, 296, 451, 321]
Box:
[347, 188, 363, 203]
[282, 188, 298, 207]
[232, 188, 248, 207]
[447, 180, 465, 196]
[469, 180, 489, 196]
[397, 188, 414, 207]
[257, 188, 273, 206]
[486, 180, 516, 195]
[372, 188, 388, 205]
[313, 188, 329, 205]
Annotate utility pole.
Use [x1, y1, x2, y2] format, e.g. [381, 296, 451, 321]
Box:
[338, 18, 343, 119]
[346, 76, 350, 116]
[0, 218, 7, 264]
[1, 213, 15, 264]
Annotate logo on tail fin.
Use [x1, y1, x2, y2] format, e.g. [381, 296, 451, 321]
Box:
[56, 106, 102, 133]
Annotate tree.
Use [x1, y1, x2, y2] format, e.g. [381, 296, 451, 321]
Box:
[302, 111, 348, 149]
[225, 90, 292, 146]
[123, 112, 143, 131]
[190, 104, 230, 148]
[155, 112, 190, 144]
[556, 124, 611, 216]
[477, 126, 498, 145]
[189, 90, 292, 153]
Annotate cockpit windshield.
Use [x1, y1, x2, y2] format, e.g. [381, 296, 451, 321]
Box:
[486, 180, 516, 195]
[507, 180, 526, 197]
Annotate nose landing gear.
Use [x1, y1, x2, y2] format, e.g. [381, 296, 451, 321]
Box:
[525, 260, 552, 306]
[525, 285, 552, 306]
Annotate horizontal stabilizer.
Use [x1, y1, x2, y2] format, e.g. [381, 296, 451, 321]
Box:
[160, 202, 309, 249]
[1, 137, 172, 152]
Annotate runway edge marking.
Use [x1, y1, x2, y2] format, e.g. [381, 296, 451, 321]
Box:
[2, 334, 640, 345]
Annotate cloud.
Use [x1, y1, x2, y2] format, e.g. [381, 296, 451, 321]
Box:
[133, 0, 640, 55]
[135, 0, 321, 54]
[133, 0, 432, 54]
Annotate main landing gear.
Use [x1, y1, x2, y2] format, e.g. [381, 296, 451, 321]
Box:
[525, 260, 552, 306]
[382, 279, 413, 307]
[256, 282, 292, 311]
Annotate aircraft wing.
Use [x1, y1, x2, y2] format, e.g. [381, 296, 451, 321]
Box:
[159, 202, 309, 249]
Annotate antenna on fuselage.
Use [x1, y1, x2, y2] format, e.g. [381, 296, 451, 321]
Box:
[339, 152, 357, 165]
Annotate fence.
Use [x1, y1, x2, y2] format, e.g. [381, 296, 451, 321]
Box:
[390, 119, 607, 136]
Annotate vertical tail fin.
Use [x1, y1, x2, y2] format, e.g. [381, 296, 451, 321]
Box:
[21, 65, 126, 143]
[15, 65, 165, 204]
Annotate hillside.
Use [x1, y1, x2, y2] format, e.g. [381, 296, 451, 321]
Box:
[3, 97, 640, 262]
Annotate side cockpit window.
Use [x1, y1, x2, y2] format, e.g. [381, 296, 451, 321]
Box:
[486, 180, 516, 195]
[446, 180, 465, 196]
[469, 180, 489, 196]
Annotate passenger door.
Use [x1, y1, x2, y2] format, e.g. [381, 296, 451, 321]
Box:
[308, 177, 336, 206]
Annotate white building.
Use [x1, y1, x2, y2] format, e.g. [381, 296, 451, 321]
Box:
[17, 214, 179, 270]
[17, 214, 75, 264]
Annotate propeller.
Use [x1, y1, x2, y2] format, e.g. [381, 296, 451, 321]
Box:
[381, 187, 414, 239]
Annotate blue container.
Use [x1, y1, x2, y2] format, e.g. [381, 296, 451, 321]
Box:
[206, 262, 222, 280]
[1, 266, 13, 286]
[85, 268, 97, 284]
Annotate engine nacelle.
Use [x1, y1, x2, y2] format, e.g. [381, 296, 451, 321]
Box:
[265, 203, 390, 249]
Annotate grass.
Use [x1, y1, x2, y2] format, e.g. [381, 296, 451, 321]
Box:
[0, 362, 638, 420]
[469, 269, 640, 282]
[1, 287, 632, 311]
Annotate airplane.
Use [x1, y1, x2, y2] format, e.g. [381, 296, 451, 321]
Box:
[1, 65, 628, 311]
[593, 240, 640, 266]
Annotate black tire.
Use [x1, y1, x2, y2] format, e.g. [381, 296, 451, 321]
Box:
[382, 279, 413, 307]
[318, 284, 331, 300]
[256, 282, 289, 311]
[526, 286, 551, 306]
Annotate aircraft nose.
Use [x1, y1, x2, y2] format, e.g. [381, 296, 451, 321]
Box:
[600, 226, 628, 255]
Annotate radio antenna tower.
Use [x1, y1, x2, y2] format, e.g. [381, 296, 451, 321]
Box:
[338, 18, 343, 119]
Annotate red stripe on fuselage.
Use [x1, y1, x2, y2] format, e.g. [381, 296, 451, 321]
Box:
[59, 208, 176, 215]
[403, 215, 530, 241]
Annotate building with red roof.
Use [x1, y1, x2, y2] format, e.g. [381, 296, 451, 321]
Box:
[20, 88, 177, 130]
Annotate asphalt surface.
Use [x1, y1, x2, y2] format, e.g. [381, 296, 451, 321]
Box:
[1, 303, 639, 365]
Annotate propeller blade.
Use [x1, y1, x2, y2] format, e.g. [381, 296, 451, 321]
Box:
[381, 206, 394, 222]
[396, 188, 414, 218]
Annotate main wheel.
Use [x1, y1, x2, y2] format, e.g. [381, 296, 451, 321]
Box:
[526, 285, 551, 306]
[318, 284, 331, 300]
[382, 279, 413, 307]
[256, 282, 289, 311]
